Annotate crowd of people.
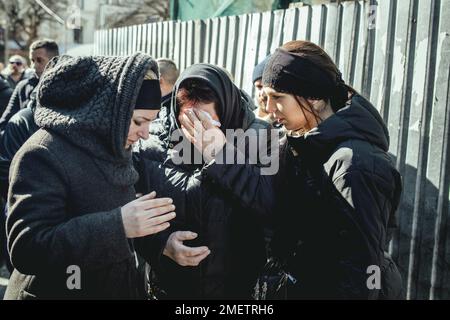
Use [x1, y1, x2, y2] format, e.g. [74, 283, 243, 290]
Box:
[0, 37, 403, 300]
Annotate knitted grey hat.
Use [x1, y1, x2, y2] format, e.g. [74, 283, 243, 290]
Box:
[35, 53, 159, 186]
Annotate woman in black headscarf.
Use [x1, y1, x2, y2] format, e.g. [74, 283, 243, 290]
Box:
[134, 63, 274, 299]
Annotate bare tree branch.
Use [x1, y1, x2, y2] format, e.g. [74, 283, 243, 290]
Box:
[106, 0, 170, 28]
[0, 0, 68, 49]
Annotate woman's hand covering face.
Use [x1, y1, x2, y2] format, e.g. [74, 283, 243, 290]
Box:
[179, 108, 226, 163]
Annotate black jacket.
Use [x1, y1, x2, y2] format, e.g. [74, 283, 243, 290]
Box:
[204, 94, 403, 299]
[0, 75, 39, 133]
[5, 72, 27, 90]
[0, 78, 13, 117]
[4, 54, 158, 300]
[134, 64, 271, 299]
[0, 107, 39, 200]
[161, 92, 172, 109]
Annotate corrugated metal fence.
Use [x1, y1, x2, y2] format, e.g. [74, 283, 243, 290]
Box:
[94, 0, 450, 300]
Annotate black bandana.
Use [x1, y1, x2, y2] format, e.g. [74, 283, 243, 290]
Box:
[262, 48, 340, 101]
[135, 79, 161, 110]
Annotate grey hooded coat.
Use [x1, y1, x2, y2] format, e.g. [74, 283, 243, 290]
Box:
[4, 53, 158, 300]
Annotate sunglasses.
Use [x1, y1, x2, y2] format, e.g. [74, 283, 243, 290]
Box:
[9, 61, 23, 66]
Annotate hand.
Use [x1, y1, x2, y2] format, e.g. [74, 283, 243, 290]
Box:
[163, 231, 211, 267]
[179, 109, 226, 162]
[121, 191, 176, 238]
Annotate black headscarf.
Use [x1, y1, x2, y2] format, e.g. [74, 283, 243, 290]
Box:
[169, 64, 255, 132]
[262, 48, 349, 111]
[135, 80, 161, 110]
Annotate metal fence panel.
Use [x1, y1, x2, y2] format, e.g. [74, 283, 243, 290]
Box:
[429, 0, 450, 300]
[270, 10, 285, 54]
[242, 12, 261, 97]
[234, 14, 250, 88]
[282, 8, 299, 43]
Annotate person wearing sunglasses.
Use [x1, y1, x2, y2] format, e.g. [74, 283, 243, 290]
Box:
[2, 55, 27, 90]
[0, 40, 60, 134]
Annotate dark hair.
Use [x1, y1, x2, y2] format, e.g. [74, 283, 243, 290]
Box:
[158, 58, 179, 85]
[281, 40, 356, 112]
[176, 79, 220, 111]
[30, 39, 59, 57]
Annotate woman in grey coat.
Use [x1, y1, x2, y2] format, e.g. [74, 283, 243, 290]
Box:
[4, 53, 176, 300]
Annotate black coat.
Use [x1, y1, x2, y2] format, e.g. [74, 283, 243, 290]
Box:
[0, 75, 39, 132]
[134, 64, 271, 299]
[0, 107, 39, 200]
[0, 78, 13, 118]
[4, 53, 159, 299]
[5, 72, 27, 90]
[204, 94, 403, 299]
[5, 129, 141, 299]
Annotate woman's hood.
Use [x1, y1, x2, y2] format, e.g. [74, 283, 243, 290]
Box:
[35, 53, 158, 161]
[34, 53, 159, 186]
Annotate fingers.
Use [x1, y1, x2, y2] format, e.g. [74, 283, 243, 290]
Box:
[193, 109, 213, 130]
[180, 113, 195, 133]
[165, 231, 212, 266]
[144, 211, 176, 227]
[142, 203, 175, 219]
[181, 127, 196, 145]
[184, 249, 211, 266]
[183, 245, 210, 257]
[175, 231, 198, 241]
[143, 222, 171, 236]
[139, 197, 173, 211]
[181, 114, 196, 140]
[136, 191, 156, 201]
[185, 108, 200, 125]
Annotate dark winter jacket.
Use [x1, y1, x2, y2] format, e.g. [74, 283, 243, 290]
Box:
[204, 94, 403, 299]
[4, 53, 159, 300]
[0, 106, 39, 200]
[134, 64, 272, 299]
[161, 92, 172, 109]
[5, 72, 27, 90]
[0, 75, 39, 133]
[0, 78, 13, 117]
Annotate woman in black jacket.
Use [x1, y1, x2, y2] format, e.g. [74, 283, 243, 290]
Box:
[4, 54, 176, 299]
[134, 64, 272, 299]
[204, 41, 403, 299]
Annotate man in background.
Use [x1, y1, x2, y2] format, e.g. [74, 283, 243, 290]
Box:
[1, 55, 28, 90]
[252, 55, 275, 124]
[157, 58, 179, 109]
[0, 39, 59, 132]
